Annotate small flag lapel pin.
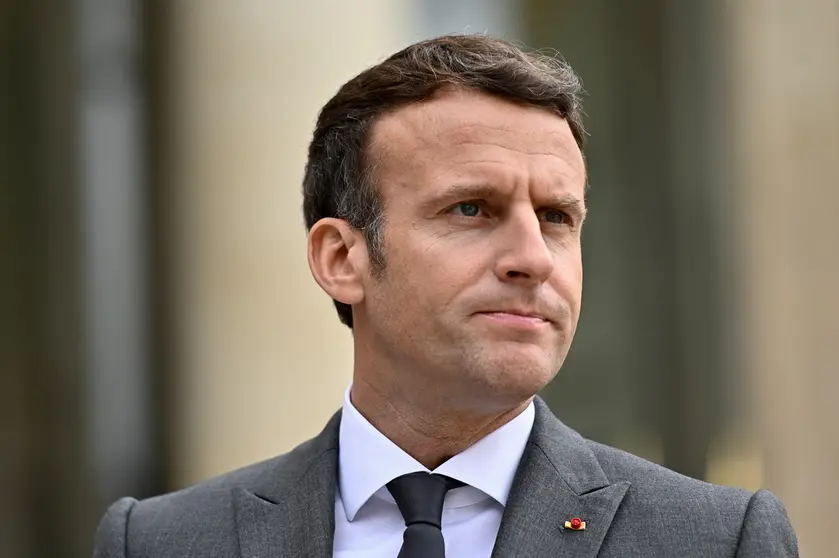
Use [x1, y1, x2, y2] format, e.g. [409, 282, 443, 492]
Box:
[564, 517, 586, 531]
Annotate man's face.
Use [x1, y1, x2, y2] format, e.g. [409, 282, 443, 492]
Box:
[356, 88, 587, 411]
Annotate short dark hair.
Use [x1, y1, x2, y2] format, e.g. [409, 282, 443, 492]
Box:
[302, 34, 585, 329]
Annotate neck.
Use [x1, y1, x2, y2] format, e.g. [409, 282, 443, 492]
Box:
[350, 377, 532, 470]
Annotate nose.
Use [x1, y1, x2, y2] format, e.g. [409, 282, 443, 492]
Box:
[493, 211, 554, 285]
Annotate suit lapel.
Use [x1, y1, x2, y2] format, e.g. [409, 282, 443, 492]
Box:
[234, 411, 341, 558]
[491, 398, 630, 558]
[231, 399, 628, 557]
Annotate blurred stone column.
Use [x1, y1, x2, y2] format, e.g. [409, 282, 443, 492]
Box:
[162, 1, 410, 485]
[728, 2, 839, 555]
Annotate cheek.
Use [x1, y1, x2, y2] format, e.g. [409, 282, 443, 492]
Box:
[387, 253, 462, 312]
[553, 249, 583, 303]
[365, 228, 486, 342]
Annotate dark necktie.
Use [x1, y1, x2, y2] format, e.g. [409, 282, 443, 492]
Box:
[386, 472, 464, 558]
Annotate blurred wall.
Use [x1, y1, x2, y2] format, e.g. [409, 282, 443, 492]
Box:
[2, 2, 92, 555]
[160, 0, 412, 486]
[728, 2, 839, 555]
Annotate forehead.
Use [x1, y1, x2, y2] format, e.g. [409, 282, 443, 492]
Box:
[367, 88, 585, 193]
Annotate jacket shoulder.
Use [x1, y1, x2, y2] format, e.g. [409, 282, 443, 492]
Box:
[588, 440, 746, 554]
[584, 439, 796, 556]
[587, 438, 753, 510]
[95, 433, 334, 557]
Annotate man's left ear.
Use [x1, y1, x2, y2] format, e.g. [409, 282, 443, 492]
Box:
[307, 218, 368, 306]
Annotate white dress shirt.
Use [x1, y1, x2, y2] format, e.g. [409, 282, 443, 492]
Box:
[333, 386, 535, 558]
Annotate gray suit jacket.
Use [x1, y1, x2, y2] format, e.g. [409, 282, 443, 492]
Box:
[94, 398, 798, 557]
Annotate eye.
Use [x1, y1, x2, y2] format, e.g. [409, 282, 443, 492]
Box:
[541, 209, 570, 225]
[450, 201, 483, 217]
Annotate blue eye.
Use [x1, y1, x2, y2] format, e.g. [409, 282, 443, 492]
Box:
[453, 202, 481, 217]
[543, 209, 569, 225]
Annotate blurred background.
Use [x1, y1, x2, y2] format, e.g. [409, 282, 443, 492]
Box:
[2, 0, 838, 556]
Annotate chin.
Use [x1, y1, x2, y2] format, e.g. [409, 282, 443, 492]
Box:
[459, 352, 561, 410]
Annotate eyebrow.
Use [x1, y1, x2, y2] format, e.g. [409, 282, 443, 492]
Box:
[549, 193, 588, 222]
[424, 183, 588, 221]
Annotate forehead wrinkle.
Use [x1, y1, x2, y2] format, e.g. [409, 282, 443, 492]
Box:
[445, 144, 585, 189]
[443, 125, 582, 171]
[367, 93, 586, 197]
[448, 140, 581, 167]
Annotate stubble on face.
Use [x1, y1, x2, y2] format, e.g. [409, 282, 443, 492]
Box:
[352, 88, 587, 416]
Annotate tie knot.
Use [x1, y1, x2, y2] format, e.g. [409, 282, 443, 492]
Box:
[386, 472, 463, 529]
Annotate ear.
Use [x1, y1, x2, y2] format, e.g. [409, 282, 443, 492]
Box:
[307, 218, 368, 307]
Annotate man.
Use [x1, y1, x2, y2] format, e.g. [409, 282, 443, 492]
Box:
[94, 35, 798, 557]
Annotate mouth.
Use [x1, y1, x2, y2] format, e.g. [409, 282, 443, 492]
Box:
[474, 310, 553, 328]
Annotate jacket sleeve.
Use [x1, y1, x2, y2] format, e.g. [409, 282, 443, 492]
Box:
[734, 489, 798, 557]
[93, 497, 138, 558]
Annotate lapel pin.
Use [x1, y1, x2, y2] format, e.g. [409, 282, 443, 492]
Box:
[564, 517, 586, 531]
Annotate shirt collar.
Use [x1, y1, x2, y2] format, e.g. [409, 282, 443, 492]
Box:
[338, 385, 535, 521]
